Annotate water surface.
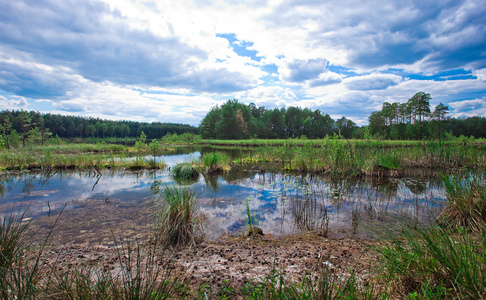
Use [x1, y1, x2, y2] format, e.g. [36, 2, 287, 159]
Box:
[0, 149, 448, 240]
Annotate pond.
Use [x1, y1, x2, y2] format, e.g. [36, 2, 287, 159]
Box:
[0, 148, 447, 241]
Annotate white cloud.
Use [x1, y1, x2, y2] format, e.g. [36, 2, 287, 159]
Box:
[0, 0, 484, 125]
[344, 74, 402, 91]
[279, 58, 328, 82]
[0, 95, 28, 110]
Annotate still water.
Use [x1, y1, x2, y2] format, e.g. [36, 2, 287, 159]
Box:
[0, 150, 447, 240]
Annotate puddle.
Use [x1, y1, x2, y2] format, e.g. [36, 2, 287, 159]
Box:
[0, 149, 449, 242]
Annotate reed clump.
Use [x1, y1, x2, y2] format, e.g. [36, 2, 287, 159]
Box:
[171, 163, 199, 184]
[200, 152, 230, 174]
[378, 226, 486, 299]
[437, 174, 486, 231]
[157, 185, 202, 247]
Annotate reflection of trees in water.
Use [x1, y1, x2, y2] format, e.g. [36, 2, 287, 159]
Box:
[0, 181, 5, 198]
[403, 179, 427, 195]
[202, 174, 219, 193]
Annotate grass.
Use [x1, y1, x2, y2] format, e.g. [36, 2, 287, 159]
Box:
[199, 152, 230, 174]
[0, 206, 63, 300]
[226, 139, 486, 177]
[157, 185, 202, 248]
[378, 226, 486, 299]
[0, 143, 168, 171]
[437, 174, 486, 231]
[49, 236, 180, 300]
[171, 163, 199, 184]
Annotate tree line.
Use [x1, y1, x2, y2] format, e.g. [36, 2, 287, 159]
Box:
[366, 92, 486, 140]
[0, 110, 199, 148]
[200, 99, 357, 139]
[201, 95, 486, 140]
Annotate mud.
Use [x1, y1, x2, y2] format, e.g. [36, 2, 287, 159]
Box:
[30, 198, 381, 296]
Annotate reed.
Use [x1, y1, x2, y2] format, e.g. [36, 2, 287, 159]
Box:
[378, 226, 486, 299]
[437, 174, 486, 231]
[171, 163, 200, 184]
[200, 152, 230, 173]
[157, 185, 202, 247]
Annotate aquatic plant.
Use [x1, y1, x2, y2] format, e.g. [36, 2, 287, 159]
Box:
[157, 185, 202, 247]
[200, 152, 230, 173]
[171, 163, 199, 184]
[438, 174, 486, 231]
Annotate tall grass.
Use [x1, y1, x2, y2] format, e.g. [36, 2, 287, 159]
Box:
[157, 185, 202, 247]
[437, 174, 486, 231]
[171, 163, 199, 184]
[232, 139, 486, 177]
[0, 207, 62, 300]
[0, 142, 169, 170]
[378, 226, 486, 299]
[200, 152, 230, 173]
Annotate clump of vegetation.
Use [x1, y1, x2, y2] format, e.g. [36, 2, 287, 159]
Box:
[438, 174, 486, 231]
[157, 185, 202, 247]
[201, 152, 230, 174]
[378, 226, 486, 299]
[171, 162, 199, 184]
[0, 210, 31, 271]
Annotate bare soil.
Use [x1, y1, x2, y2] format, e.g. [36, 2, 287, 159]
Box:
[29, 198, 382, 297]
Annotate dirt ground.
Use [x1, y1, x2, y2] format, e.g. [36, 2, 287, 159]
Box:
[29, 198, 382, 297]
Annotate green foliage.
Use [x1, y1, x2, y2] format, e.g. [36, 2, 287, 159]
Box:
[171, 163, 199, 184]
[157, 185, 202, 247]
[378, 226, 486, 299]
[199, 100, 356, 140]
[438, 174, 486, 231]
[200, 152, 230, 173]
[0, 109, 198, 142]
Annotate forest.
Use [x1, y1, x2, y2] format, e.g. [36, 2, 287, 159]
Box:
[0, 110, 199, 147]
[200, 94, 486, 140]
[2, 91, 486, 149]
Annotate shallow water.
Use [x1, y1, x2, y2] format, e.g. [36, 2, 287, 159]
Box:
[0, 149, 448, 240]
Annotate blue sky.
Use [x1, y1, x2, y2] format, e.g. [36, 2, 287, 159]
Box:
[0, 0, 485, 126]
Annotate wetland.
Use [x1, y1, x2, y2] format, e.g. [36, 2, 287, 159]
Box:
[1, 141, 486, 299]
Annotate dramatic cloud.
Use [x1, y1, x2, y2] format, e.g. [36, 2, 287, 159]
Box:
[0, 0, 485, 124]
[344, 74, 402, 91]
[279, 58, 328, 82]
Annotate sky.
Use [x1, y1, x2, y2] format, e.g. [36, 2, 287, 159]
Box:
[0, 0, 485, 126]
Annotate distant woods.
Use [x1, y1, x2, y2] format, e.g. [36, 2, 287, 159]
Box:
[200, 99, 357, 139]
[2, 92, 486, 148]
[368, 92, 486, 140]
[201, 96, 486, 140]
[0, 110, 198, 148]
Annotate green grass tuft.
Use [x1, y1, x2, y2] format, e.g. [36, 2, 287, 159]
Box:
[438, 174, 486, 231]
[157, 185, 202, 248]
[171, 163, 199, 184]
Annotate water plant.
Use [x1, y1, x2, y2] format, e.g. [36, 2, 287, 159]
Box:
[437, 174, 486, 231]
[171, 162, 199, 184]
[245, 199, 262, 236]
[157, 185, 202, 247]
[200, 151, 230, 174]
